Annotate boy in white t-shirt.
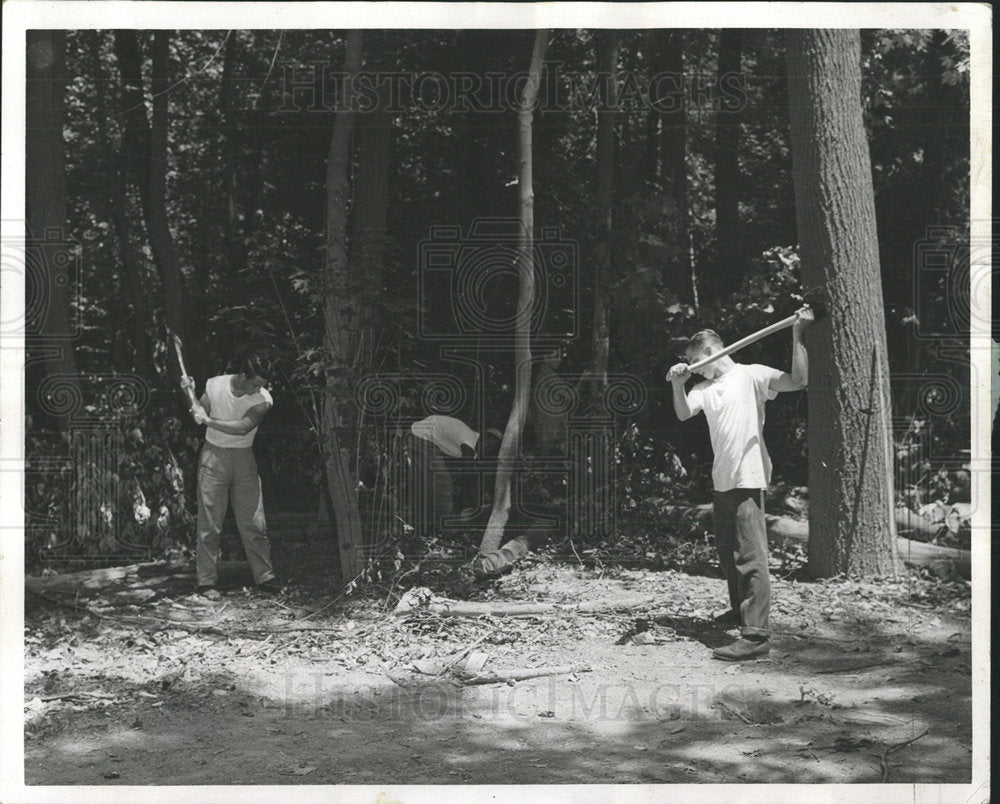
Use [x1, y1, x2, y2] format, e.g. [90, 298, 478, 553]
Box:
[668, 306, 813, 660]
[407, 415, 502, 537]
[180, 349, 280, 598]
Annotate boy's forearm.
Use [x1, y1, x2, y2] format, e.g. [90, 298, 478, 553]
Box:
[205, 417, 256, 436]
[672, 383, 693, 420]
[790, 331, 808, 387]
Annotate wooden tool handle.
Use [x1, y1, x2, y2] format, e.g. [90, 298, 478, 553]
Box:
[167, 328, 199, 408]
[688, 314, 798, 371]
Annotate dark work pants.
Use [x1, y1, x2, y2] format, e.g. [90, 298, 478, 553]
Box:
[406, 434, 455, 536]
[713, 488, 770, 639]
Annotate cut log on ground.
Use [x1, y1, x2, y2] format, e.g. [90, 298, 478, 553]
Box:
[24, 560, 189, 593]
[394, 591, 656, 618]
[654, 503, 970, 579]
[460, 665, 592, 686]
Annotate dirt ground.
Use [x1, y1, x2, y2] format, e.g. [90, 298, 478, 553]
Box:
[22, 541, 973, 787]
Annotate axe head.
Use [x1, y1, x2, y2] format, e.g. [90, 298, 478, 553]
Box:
[799, 287, 828, 323]
[164, 323, 182, 348]
[164, 323, 191, 380]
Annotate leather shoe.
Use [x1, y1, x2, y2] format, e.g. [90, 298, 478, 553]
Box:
[712, 638, 770, 661]
[256, 577, 283, 594]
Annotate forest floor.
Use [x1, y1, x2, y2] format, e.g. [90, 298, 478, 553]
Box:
[22, 538, 974, 787]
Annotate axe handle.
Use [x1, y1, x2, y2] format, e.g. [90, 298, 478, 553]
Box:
[688, 314, 798, 372]
[169, 332, 200, 408]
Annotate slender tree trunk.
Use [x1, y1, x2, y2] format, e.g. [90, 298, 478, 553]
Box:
[89, 32, 151, 379]
[218, 30, 249, 323]
[26, 30, 80, 431]
[918, 30, 951, 227]
[642, 32, 661, 178]
[785, 29, 896, 577]
[659, 31, 693, 302]
[147, 32, 195, 373]
[322, 30, 366, 582]
[589, 30, 620, 405]
[113, 30, 191, 379]
[712, 29, 743, 302]
[478, 31, 548, 556]
[350, 88, 391, 367]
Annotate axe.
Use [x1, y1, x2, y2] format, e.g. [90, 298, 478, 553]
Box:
[165, 324, 199, 409]
[688, 299, 826, 373]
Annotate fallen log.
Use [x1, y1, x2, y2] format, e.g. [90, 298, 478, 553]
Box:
[25, 560, 190, 593]
[763, 514, 970, 578]
[460, 664, 592, 686]
[394, 592, 657, 618]
[655, 504, 970, 579]
[894, 506, 946, 542]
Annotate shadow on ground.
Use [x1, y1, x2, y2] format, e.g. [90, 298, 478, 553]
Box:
[23, 551, 972, 786]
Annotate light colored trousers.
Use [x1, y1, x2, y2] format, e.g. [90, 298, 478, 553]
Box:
[196, 443, 274, 586]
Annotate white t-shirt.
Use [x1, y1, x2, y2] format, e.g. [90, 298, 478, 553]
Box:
[204, 374, 273, 448]
[686, 364, 782, 492]
[409, 415, 479, 458]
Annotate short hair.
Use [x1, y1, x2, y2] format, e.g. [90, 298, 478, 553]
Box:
[236, 347, 277, 380]
[686, 329, 725, 355]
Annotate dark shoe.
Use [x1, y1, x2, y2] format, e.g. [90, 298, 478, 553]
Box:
[712, 638, 770, 662]
[256, 577, 283, 594]
[195, 585, 221, 601]
[713, 609, 740, 627]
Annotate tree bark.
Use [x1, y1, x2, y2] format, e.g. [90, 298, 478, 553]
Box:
[918, 30, 951, 225]
[322, 30, 366, 582]
[477, 31, 548, 556]
[218, 30, 250, 324]
[589, 30, 620, 405]
[113, 30, 192, 379]
[148, 32, 195, 372]
[88, 32, 152, 379]
[785, 29, 897, 577]
[712, 28, 743, 302]
[659, 30, 693, 303]
[26, 30, 81, 431]
[350, 85, 391, 368]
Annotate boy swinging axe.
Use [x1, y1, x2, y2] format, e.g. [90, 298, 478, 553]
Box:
[667, 304, 815, 661]
[169, 327, 282, 599]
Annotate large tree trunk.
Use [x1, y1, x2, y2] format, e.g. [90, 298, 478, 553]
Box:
[477, 30, 549, 556]
[659, 31, 693, 303]
[785, 29, 897, 577]
[26, 30, 81, 431]
[712, 29, 743, 302]
[588, 30, 619, 405]
[322, 30, 366, 583]
[88, 32, 151, 379]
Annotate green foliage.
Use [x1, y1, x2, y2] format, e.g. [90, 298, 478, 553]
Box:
[26, 396, 199, 568]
